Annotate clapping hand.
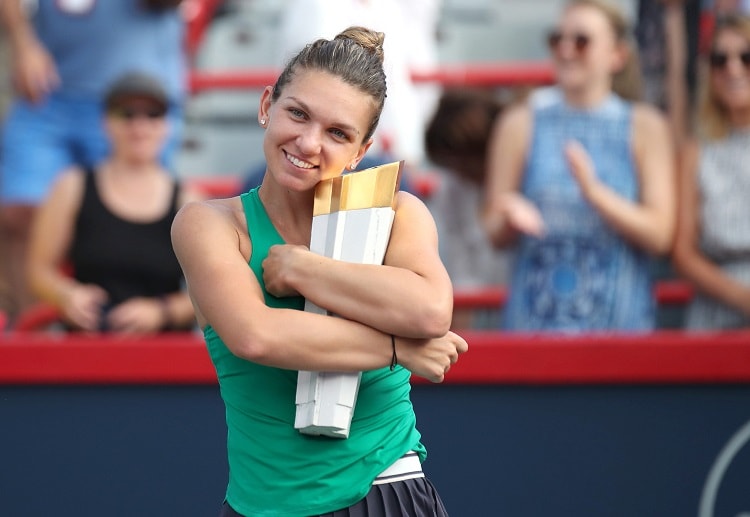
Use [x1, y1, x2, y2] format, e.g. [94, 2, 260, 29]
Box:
[498, 191, 546, 238]
[564, 139, 599, 198]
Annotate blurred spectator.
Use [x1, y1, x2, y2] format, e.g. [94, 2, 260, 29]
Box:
[396, 0, 443, 156]
[673, 14, 750, 329]
[482, 0, 676, 332]
[700, 1, 750, 56]
[635, 0, 701, 144]
[0, 28, 10, 115]
[0, 28, 12, 325]
[26, 72, 198, 333]
[712, 0, 750, 15]
[424, 87, 510, 289]
[0, 0, 186, 324]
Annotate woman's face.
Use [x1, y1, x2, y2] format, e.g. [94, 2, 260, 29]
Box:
[259, 69, 374, 192]
[548, 4, 622, 94]
[710, 28, 750, 112]
[104, 96, 168, 164]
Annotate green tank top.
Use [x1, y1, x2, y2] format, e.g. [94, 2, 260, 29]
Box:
[203, 187, 426, 516]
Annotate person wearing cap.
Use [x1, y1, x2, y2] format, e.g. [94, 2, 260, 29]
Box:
[0, 0, 185, 324]
[24, 71, 199, 333]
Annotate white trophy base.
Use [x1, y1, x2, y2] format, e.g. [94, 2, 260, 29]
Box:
[295, 206, 395, 438]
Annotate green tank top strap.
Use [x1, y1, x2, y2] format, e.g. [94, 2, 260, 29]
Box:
[239, 187, 304, 310]
[240, 187, 280, 273]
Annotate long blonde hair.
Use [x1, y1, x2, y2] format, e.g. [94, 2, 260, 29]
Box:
[698, 14, 750, 140]
[565, 0, 643, 101]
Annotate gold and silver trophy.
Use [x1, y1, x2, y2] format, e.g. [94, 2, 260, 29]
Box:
[295, 161, 402, 438]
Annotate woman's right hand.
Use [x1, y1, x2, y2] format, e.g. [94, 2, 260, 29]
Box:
[60, 283, 109, 331]
[397, 331, 469, 383]
[496, 191, 546, 238]
[11, 39, 59, 103]
[484, 192, 545, 247]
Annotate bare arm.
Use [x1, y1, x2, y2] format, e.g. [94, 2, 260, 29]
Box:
[0, 0, 33, 47]
[672, 139, 750, 315]
[261, 192, 453, 339]
[26, 169, 108, 330]
[663, 0, 689, 146]
[481, 103, 543, 247]
[0, 0, 59, 103]
[159, 184, 208, 329]
[568, 103, 676, 255]
[171, 201, 467, 382]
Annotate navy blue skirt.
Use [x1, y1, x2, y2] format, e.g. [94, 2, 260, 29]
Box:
[219, 477, 450, 517]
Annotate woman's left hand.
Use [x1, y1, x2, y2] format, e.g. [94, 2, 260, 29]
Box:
[262, 244, 311, 298]
[106, 297, 165, 333]
[564, 139, 600, 199]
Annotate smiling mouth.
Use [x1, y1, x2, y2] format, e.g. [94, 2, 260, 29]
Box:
[284, 150, 316, 169]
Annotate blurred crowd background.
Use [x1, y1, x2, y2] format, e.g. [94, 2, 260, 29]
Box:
[2, 0, 750, 334]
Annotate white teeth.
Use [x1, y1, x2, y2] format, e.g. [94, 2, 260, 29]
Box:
[285, 151, 315, 169]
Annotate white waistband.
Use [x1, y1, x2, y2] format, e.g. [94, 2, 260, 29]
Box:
[372, 451, 424, 485]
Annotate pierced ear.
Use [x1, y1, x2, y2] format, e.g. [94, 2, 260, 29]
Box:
[351, 139, 374, 170]
[258, 85, 274, 129]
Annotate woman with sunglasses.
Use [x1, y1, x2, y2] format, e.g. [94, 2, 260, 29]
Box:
[673, 15, 750, 329]
[483, 0, 676, 332]
[26, 72, 199, 332]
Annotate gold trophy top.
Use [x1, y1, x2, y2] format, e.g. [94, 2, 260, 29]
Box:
[313, 161, 403, 216]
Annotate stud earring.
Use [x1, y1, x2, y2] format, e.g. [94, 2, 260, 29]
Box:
[349, 163, 356, 170]
[260, 118, 266, 126]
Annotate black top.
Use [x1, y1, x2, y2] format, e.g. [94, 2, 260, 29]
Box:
[69, 170, 184, 310]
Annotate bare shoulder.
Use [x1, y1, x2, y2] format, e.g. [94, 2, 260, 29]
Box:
[394, 189, 431, 216]
[487, 101, 533, 164]
[172, 196, 247, 247]
[51, 166, 86, 194]
[632, 102, 670, 136]
[631, 102, 672, 156]
[494, 101, 532, 134]
[45, 166, 87, 208]
[392, 190, 439, 237]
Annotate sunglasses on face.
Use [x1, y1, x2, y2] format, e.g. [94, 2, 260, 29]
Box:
[709, 50, 750, 70]
[108, 106, 167, 120]
[547, 30, 591, 54]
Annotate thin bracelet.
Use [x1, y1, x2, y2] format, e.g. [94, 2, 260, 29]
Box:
[158, 296, 172, 329]
[390, 335, 398, 371]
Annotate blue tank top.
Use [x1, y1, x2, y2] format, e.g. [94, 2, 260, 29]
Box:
[503, 94, 654, 332]
[31, 0, 184, 102]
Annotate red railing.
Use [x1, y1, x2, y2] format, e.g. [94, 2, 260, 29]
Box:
[10, 279, 696, 333]
[1, 329, 750, 385]
[188, 62, 556, 94]
[453, 280, 695, 310]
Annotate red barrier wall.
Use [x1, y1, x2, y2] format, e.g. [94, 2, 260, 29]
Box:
[2, 330, 749, 385]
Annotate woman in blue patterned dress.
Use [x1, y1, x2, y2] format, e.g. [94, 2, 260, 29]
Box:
[483, 0, 676, 332]
[673, 15, 750, 330]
